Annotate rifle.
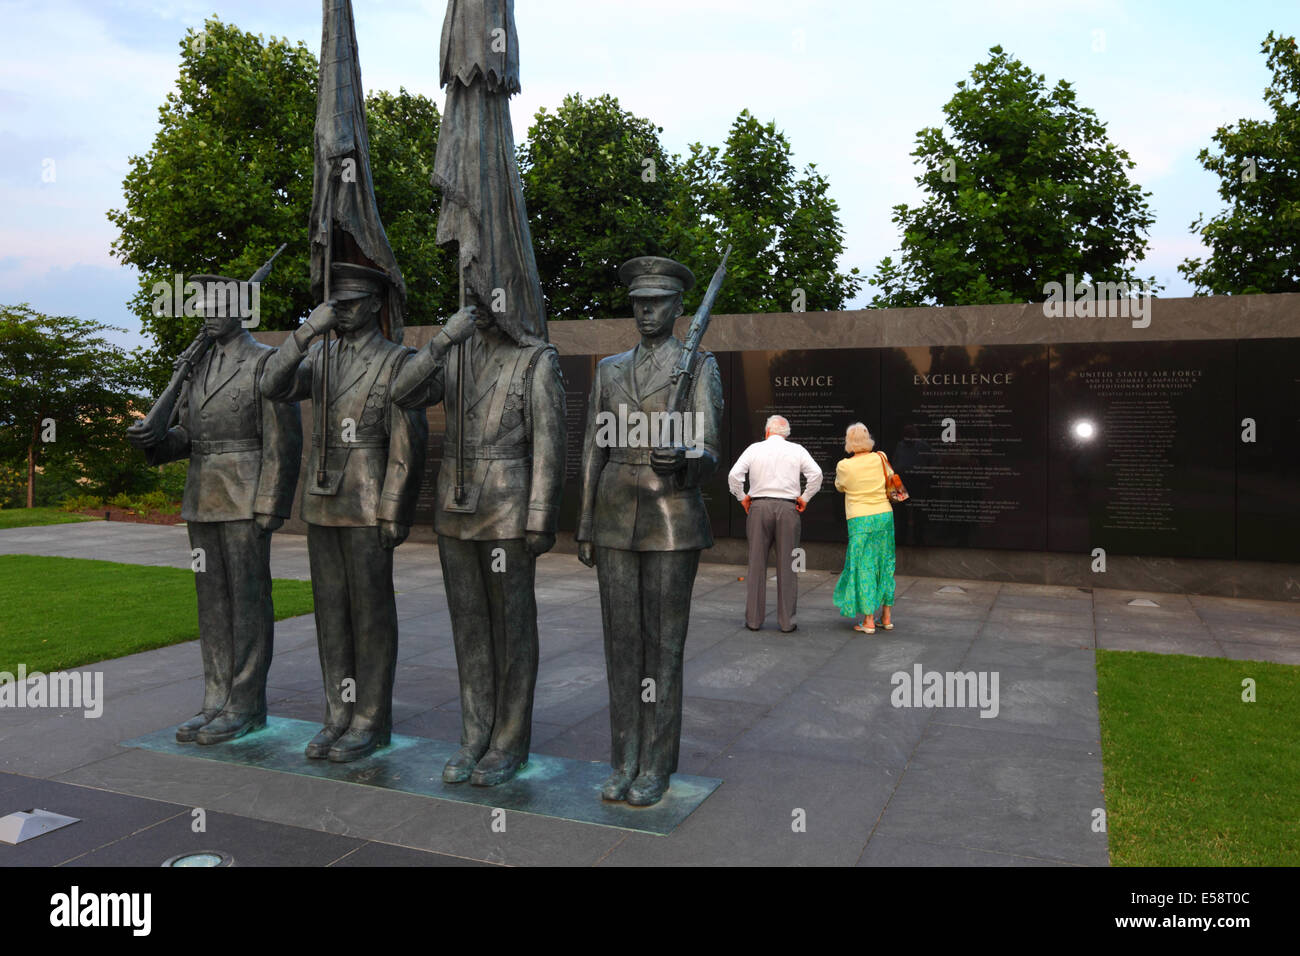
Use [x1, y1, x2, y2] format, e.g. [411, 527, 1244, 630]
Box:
[665, 244, 731, 418]
[128, 243, 288, 447]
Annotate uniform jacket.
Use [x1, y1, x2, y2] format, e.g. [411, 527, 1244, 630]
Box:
[396, 332, 565, 540]
[146, 330, 302, 523]
[577, 336, 723, 552]
[261, 326, 427, 527]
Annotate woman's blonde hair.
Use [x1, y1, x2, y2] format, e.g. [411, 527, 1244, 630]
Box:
[845, 422, 875, 454]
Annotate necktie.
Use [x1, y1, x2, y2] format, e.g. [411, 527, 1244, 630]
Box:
[205, 348, 224, 391]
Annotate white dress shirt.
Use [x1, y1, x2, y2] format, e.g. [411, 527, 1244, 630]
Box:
[728, 434, 823, 502]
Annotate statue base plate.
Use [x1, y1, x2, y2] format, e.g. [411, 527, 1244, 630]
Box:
[122, 717, 720, 836]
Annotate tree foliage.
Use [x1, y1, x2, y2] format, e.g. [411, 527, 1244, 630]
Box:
[0, 305, 150, 507]
[870, 46, 1156, 308]
[518, 94, 681, 320]
[107, 18, 451, 370]
[520, 98, 862, 317]
[1179, 32, 1300, 295]
[112, 19, 863, 355]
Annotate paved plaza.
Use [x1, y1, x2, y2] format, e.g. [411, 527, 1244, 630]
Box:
[1, 521, 1297, 866]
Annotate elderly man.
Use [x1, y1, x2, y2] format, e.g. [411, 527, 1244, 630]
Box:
[728, 415, 823, 633]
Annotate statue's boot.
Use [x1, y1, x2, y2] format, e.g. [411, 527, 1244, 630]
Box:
[328, 725, 391, 763]
[626, 773, 669, 807]
[600, 768, 637, 802]
[175, 711, 219, 743]
[196, 711, 266, 745]
[305, 725, 348, 759]
[470, 749, 526, 787]
[443, 745, 487, 784]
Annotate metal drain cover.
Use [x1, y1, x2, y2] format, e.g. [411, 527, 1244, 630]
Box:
[0, 809, 81, 845]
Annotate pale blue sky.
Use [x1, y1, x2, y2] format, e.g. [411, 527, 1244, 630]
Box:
[0, 0, 1294, 348]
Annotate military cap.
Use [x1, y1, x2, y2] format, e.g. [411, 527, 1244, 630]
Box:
[618, 256, 696, 298]
[330, 262, 390, 301]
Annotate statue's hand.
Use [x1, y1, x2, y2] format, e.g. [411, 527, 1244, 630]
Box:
[254, 513, 283, 535]
[304, 300, 340, 338]
[525, 531, 555, 555]
[439, 305, 478, 346]
[378, 520, 409, 550]
[126, 420, 161, 450]
[577, 541, 596, 568]
[650, 445, 688, 477]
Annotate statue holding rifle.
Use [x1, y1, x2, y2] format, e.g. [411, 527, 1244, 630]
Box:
[576, 250, 729, 806]
[126, 249, 302, 745]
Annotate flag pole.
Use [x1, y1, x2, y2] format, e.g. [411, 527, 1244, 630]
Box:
[455, 260, 466, 503]
[317, 182, 333, 488]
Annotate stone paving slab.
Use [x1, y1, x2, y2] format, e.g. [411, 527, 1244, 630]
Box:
[2, 521, 1299, 865]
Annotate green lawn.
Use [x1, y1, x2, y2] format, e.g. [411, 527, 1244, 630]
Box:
[1097, 648, 1300, 866]
[0, 507, 100, 529]
[0, 555, 314, 674]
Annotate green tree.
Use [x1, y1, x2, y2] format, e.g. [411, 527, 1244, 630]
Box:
[520, 98, 862, 317]
[676, 109, 862, 315]
[1180, 32, 1300, 295]
[0, 305, 148, 508]
[108, 18, 453, 372]
[870, 46, 1156, 308]
[519, 93, 681, 319]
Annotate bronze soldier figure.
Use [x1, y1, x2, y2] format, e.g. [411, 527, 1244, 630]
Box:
[260, 262, 429, 762]
[127, 273, 302, 745]
[393, 301, 566, 786]
[576, 256, 725, 806]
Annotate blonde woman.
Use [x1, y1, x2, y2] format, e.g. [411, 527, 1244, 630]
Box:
[832, 423, 896, 633]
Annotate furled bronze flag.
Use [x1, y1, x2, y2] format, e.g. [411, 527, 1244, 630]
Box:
[311, 0, 407, 343]
[434, 0, 547, 346]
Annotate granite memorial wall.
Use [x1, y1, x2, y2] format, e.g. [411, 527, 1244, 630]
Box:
[264, 295, 1300, 568]
[535, 342, 1293, 564]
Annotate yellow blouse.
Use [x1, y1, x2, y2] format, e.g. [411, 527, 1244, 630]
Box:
[835, 452, 892, 519]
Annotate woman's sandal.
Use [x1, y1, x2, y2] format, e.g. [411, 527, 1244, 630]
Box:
[854, 622, 876, 634]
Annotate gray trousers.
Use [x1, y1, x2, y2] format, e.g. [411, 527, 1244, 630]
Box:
[306, 524, 398, 733]
[188, 520, 274, 718]
[438, 535, 539, 759]
[746, 498, 801, 631]
[595, 547, 701, 777]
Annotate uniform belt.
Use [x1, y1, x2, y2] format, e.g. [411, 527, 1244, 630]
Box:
[310, 436, 388, 449]
[458, 442, 530, 460]
[751, 496, 796, 502]
[608, 448, 652, 464]
[191, 438, 261, 454]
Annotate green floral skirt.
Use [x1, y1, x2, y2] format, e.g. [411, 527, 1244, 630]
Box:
[833, 511, 896, 618]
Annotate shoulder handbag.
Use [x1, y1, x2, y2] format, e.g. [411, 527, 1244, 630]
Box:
[877, 451, 910, 503]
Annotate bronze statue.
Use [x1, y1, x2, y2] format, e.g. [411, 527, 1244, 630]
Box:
[392, 0, 565, 787]
[576, 254, 727, 806]
[126, 267, 302, 745]
[260, 262, 428, 762]
[393, 303, 565, 786]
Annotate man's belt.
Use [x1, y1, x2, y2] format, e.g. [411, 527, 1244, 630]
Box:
[457, 442, 530, 461]
[751, 496, 797, 503]
[310, 436, 388, 449]
[191, 438, 261, 454]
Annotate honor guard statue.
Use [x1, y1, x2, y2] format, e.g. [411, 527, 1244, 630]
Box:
[260, 262, 428, 762]
[126, 269, 302, 745]
[392, 301, 566, 786]
[576, 255, 726, 806]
